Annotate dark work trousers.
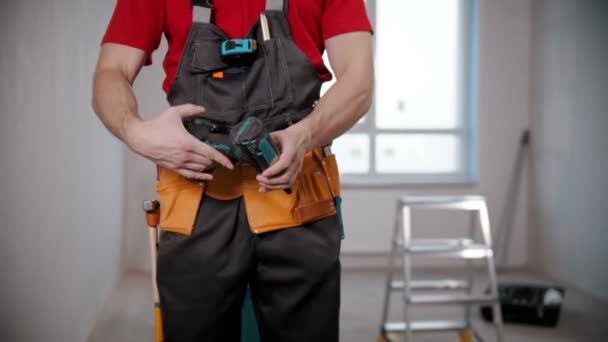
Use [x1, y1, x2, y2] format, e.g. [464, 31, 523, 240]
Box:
[157, 195, 342, 342]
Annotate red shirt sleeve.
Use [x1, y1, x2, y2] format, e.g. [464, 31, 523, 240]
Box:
[101, 0, 165, 65]
[321, 0, 373, 40]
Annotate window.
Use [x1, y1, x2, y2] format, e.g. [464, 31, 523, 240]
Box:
[323, 0, 478, 184]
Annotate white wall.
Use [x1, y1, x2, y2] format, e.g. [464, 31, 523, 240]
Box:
[123, 42, 169, 274]
[529, 0, 608, 301]
[0, 1, 125, 341]
[125, 0, 532, 272]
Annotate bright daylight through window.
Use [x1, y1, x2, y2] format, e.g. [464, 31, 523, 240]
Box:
[322, 0, 477, 184]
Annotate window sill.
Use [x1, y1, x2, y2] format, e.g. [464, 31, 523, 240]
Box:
[339, 175, 478, 189]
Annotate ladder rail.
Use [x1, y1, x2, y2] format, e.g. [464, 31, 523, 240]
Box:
[479, 203, 504, 342]
[465, 211, 477, 327]
[401, 206, 413, 342]
[379, 202, 403, 338]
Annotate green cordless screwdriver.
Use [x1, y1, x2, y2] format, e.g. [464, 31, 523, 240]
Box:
[184, 116, 290, 194]
[231, 117, 292, 194]
[183, 117, 244, 162]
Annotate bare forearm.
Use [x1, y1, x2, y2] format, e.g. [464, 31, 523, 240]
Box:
[289, 32, 374, 151]
[259, 67, 372, 188]
[296, 71, 373, 150]
[91, 43, 233, 179]
[92, 68, 141, 144]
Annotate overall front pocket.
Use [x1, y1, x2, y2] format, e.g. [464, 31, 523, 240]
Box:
[190, 40, 246, 116]
[260, 38, 294, 107]
[199, 69, 246, 115]
[189, 38, 295, 116]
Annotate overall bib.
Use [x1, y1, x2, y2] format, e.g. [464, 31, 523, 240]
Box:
[155, 1, 342, 341]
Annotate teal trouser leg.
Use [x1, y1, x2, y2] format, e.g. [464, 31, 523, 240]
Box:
[241, 287, 260, 342]
[335, 196, 345, 240]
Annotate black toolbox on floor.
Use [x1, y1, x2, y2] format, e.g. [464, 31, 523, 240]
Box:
[481, 283, 565, 327]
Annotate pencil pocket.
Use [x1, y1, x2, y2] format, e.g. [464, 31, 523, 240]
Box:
[292, 154, 337, 223]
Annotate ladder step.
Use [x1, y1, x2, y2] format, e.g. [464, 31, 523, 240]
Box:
[390, 279, 471, 291]
[394, 238, 474, 247]
[384, 320, 469, 332]
[406, 294, 497, 305]
[394, 239, 492, 258]
[407, 245, 492, 258]
[409, 238, 474, 245]
[398, 195, 485, 210]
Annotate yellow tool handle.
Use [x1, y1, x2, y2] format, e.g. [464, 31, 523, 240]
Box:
[154, 305, 164, 342]
[148, 224, 164, 342]
[458, 328, 474, 342]
[144, 200, 163, 342]
[148, 226, 160, 304]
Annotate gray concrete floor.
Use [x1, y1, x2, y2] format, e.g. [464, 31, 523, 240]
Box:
[88, 269, 608, 341]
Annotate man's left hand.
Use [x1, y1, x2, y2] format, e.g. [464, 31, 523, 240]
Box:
[256, 125, 311, 192]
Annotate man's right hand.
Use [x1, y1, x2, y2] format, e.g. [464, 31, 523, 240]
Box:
[124, 104, 234, 181]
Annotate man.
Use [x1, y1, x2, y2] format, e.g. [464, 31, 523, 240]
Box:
[93, 0, 373, 341]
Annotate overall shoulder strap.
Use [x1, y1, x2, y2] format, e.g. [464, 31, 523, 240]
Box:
[261, 0, 292, 39]
[192, 0, 213, 24]
[265, 0, 287, 13]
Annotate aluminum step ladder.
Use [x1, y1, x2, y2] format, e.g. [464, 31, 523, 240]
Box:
[378, 195, 505, 342]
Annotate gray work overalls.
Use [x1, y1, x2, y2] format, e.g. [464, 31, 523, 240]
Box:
[156, 1, 342, 341]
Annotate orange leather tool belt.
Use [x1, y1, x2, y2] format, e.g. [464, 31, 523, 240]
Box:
[155, 147, 340, 235]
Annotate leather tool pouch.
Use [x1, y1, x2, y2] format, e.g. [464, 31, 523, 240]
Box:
[155, 168, 205, 236]
[241, 149, 341, 234]
[293, 151, 340, 222]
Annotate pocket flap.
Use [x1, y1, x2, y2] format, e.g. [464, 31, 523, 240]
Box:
[191, 41, 229, 73]
[293, 198, 336, 223]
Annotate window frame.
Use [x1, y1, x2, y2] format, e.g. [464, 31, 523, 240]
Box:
[336, 0, 479, 187]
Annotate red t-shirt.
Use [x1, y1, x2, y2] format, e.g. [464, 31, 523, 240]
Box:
[102, 0, 372, 94]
